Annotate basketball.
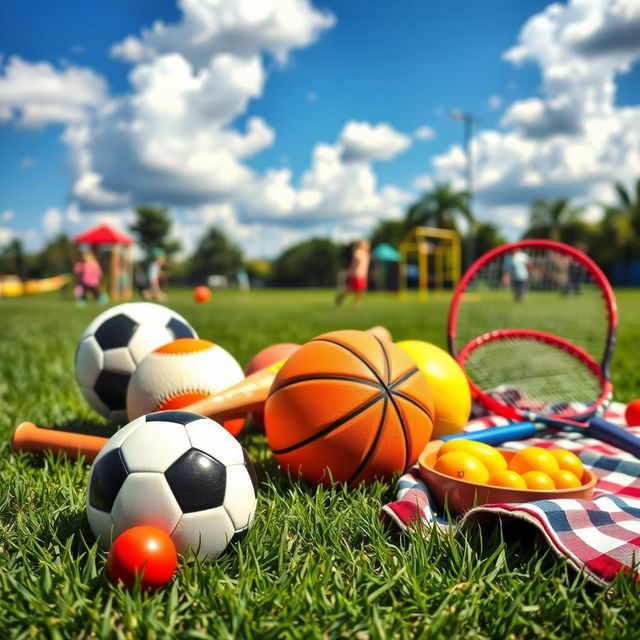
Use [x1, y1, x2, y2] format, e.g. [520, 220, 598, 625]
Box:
[193, 286, 211, 303]
[244, 342, 300, 430]
[264, 330, 434, 486]
[395, 340, 471, 438]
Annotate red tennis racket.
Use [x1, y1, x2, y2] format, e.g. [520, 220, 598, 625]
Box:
[446, 240, 640, 455]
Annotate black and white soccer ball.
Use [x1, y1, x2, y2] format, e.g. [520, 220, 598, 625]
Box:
[75, 302, 197, 424]
[86, 411, 258, 560]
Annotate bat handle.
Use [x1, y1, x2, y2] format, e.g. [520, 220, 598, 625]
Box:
[11, 422, 107, 463]
[588, 418, 640, 458]
[440, 422, 540, 445]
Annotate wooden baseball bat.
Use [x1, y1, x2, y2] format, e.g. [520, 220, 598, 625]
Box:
[12, 326, 393, 461]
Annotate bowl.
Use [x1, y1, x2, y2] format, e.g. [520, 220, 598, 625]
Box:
[418, 440, 597, 514]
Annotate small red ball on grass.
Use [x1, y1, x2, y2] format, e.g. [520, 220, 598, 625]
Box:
[107, 526, 177, 592]
[193, 285, 211, 303]
[625, 399, 640, 426]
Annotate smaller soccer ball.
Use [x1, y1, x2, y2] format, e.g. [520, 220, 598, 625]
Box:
[75, 302, 197, 424]
[86, 411, 258, 560]
[126, 338, 245, 436]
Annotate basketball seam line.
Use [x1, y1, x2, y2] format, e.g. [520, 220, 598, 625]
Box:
[391, 388, 435, 423]
[346, 396, 388, 486]
[270, 391, 384, 455]
[374, 334, 391, 385]
[386, 368, 425, 468]
[269, 374, 382, 394]
[311, 337, 388, 388]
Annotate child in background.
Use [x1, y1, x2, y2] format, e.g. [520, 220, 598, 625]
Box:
[73, 247, 103, 305]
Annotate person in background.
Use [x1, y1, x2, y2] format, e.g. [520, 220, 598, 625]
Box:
[143, 248, 167, 301]
[335, 239, 371, 308]
[73, 247, 103, 305]
[502, 247, 530, 302]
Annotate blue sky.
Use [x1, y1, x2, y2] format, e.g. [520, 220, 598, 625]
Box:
[1, 0, 639, 258]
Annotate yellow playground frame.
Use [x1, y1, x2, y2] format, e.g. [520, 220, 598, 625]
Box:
[399, 227, 461, 300]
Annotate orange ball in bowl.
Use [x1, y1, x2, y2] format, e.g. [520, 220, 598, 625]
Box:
[265, 330, 434, 486]
[244, 343, 300, 430]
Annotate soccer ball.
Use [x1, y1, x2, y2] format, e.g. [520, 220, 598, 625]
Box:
[75, 302, 197, 424]
[86, 410, 258, 560]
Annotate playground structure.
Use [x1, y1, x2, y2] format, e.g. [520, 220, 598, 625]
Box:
[73, 224, 134, 302]
[399, 227, 461, 300]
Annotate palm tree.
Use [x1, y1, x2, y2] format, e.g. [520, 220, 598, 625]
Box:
[601, 179, 640, 261]
[524, 197, 583, 241]
[404, 182, 476, 262]
[405, 182, 473, 232]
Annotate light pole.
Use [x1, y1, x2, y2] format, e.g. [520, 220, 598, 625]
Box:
[449, 109, 481, 263]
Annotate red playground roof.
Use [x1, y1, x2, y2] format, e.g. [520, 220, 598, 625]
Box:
[73, 223, 133, 246]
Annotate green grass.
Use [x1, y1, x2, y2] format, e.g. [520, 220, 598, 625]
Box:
[2, 288, 640, 639]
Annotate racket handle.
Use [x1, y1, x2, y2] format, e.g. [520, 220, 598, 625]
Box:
[440, 422, 539, 445]
[588, 418, 640, 458]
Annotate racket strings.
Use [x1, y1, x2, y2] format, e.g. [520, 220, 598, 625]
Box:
[463, 337, 603, 412]
[454, 247, 609, 363]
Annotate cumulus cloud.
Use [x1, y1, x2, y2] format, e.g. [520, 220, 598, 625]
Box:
[414, 125, 435, 140]
[1, 209, 14, 222]
[239, 126, 413, 232]
[42, 207, 63, 236]
[67, 0, 332, 216]
[488, 95, 503, 111]
[338, 121, 411, 163]
[0, 57, 107, 128]
[110, 0, 335, 66]
[426, 0, 640, 237]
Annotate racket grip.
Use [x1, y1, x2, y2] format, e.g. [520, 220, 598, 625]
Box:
[588, 418, 640, 458]
[440, 422, 539, 445]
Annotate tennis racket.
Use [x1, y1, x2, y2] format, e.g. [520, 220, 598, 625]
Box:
[446, 240, 640, 455]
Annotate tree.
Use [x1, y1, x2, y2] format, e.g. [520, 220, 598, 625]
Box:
[474, 222, 507, 257]
[523, 197, 583, 241]
[405, 183, 473, 232]
[369, 219, 406, 249]
[404, 182, 476, 264]
[129, 206, 180, 259]
[601, 179, 640, 262]
[187, 227, 244, 283]
[269, 238, 339, 287]
[36, 234, 74, 276]
[1, 239, 27, 279]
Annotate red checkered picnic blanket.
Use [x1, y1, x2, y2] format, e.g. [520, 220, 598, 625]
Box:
[380, 403, 640, 586]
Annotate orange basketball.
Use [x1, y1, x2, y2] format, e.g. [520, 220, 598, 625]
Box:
[264, 329, 434, 486]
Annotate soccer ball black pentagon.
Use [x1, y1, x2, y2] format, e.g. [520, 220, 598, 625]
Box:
[86, 411, 257, 560]
[75, 302, 197, 424]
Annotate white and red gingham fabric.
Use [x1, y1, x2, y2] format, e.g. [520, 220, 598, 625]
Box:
[380, 402, 640, 586]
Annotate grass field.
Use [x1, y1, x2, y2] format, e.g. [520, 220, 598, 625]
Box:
[2, 288, 640, 639]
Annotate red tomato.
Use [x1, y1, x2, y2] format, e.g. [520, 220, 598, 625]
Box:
[107, 526, 177, 592]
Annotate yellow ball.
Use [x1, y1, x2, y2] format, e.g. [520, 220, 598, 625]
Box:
[396, 340, 471, 438]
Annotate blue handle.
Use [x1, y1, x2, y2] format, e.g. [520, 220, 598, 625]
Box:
[440, 422, 539, 445]
[588, 418, 640, 458]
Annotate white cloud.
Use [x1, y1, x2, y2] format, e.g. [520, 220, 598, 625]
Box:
[20, 156, 35, 169]
[414, 125, 435, 140]
[1, 209, 14, 222]
[338, 121, 411, 163]
[306, 90, 318, 102]
[0, 227, 14, 245]
[110, 0, 335, 66]
[488, 95, 503, 111]
[425, 0, 640, 238]
[42, 207, 63, 235]
[0, 57, 107, 128]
